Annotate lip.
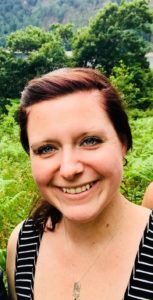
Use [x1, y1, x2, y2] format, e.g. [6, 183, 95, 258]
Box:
[54, 180, 100, 202]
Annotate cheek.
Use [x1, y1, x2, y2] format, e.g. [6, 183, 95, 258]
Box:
[30, 159, 54, 187]
[92, 147, 123, 179]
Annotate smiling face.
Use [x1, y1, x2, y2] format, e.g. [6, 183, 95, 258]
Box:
[27, 90, 126, 223]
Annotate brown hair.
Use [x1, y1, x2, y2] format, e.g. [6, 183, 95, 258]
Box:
[17, 67, 132, 229]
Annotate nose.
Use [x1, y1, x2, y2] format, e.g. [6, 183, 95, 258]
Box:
[59, 149, 84, 180]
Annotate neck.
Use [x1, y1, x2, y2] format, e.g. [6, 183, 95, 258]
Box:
[62, 193, 128, 249]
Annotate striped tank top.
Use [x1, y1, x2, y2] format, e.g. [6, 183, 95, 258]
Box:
[15, 211, 153, 300]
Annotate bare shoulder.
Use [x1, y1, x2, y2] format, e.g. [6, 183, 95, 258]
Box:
[127, 200, 151, 228]
[134, 202, 151, 219]
[6, 221, 24, 300]
[142, 182, 153, 209]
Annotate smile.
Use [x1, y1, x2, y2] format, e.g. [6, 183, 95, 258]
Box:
[61, 182, 95, 194]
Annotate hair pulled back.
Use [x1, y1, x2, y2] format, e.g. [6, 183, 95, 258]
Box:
[17, 67, 132, 229]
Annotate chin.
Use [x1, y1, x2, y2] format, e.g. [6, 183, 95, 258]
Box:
[64, 207, 101, 224]
[67, 215, 95, 224]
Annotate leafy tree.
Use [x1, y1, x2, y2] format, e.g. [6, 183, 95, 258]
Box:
[28, 39, 69, 76]
[49, 23, 74, 50]
[0, 48, 29, 99]
[0, 0, 153, 47]
[73, 0, 153, 74]
[110, 61, 153, 109]
[7, 26, 51, 53]
[0, 26, 70, 99]
[0, 98, 13, 115]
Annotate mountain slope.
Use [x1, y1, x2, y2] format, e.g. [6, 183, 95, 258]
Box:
[0, 0, 153, 43]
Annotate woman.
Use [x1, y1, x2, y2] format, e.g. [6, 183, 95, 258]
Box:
[7, 68, 152, 300]
[142, 182, 153, 208]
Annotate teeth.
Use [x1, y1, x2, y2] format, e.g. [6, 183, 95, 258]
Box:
[62, 182, 94, 194]
[86, 184, 90, 190]
[76, 187, 82, 193]
[70, 188, 75, 194]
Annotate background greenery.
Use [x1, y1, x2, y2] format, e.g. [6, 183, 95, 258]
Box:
[1, 0, 152, 47]
[0, 0, 153, 274]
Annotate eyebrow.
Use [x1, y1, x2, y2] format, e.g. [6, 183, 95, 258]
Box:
[30, 139, 56, 150]
[30, 128, 106, 149]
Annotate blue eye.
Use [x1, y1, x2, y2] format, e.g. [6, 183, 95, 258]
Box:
[81, 137, 102, 146]
[34, 144, 56, 155]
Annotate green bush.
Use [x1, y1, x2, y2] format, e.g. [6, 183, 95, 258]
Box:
[0, 102, 38, 248]
[0, 249, 7, 287]
[0, 249, 6, 272]
[122, 112, 153, 204]
[110, 62, 153, 109]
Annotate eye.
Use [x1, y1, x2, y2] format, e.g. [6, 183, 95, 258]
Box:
[34, 144, 57, 156]
[80, 136, 102, 147]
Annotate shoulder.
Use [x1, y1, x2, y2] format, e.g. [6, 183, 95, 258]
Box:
[7, 218, 44, 299]
[142, 182, 153, 209]
[6, 221, 24, 300]
[7, 220, 24, 266]
[6, 217, 41, 278]
[144, 182, 153, 198]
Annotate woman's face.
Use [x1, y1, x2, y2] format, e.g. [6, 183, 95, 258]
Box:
[27, 90, 126, 223]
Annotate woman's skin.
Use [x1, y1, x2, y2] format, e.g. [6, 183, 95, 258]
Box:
[7, 90, 151, 300]
[28, 90, 126, 223]
[142, 182, 153, 209]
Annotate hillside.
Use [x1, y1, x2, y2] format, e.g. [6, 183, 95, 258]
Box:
[0, 0, 152, 34]
[0, 0, 107, 37]
[0, 0, 153, 46]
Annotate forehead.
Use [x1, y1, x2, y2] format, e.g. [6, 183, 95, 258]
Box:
[27, 89, 107, 121]
[26, 90, 115, 138]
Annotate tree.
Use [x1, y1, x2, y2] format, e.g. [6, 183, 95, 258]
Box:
[7, 26, 51, 53]
[0, 25, 72, 100]
[27, 37, 69, 77]
[110, 61, 153, 109]
[49, 23, 74, 50]
[0, 48, 29, 99]
[73, 0, 153, 75]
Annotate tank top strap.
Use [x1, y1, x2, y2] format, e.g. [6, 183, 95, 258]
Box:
[15, 218, 43, 300]
[124, 210, 153, 299]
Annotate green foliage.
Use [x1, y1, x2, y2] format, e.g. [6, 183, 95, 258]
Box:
[49, 23, 74, 50]
[0, 0, 153, 48]
[0, 2, 153, 105]
[0, 249, 6, 273]
[0, 98, 14, 115]
[0, 102, 38, 248]
[0, 0, 111, 45]
[0, 26, 71, 99]
[122, 111, 153, 204]
[7, 26, 51, 53]
[28, 38, 69, 76]
[73, 0, 153, 74]
[0, 249, 7, 286]
[110, 61, 153, 109]
[0, 47, 29, 99]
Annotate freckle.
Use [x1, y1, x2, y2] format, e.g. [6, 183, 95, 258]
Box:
[106, 223, 109, 228]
